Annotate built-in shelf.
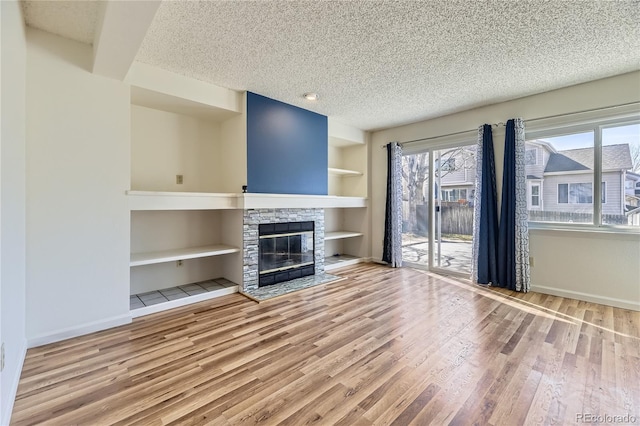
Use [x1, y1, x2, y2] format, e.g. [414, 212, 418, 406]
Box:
[127, 190, 239, 211]
[127, 191, 367, 210]
[324, 231, 363, 241]
[239, 193, 368, 209]
[130, 244, 240, 267]
[328, 167, 363, 177]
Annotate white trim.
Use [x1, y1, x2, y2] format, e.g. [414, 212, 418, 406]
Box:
[27, 314, 132, 348]
[528, 181, 541, 210]
[324, 257, 370, 271]
[1, 339, 28, 426]
[524, 106, 640, 135]
[240, 193, 368, 209]
[531, 284, 639, 311]
[127, 191, 369, 210]
[528, 222, 640, 235]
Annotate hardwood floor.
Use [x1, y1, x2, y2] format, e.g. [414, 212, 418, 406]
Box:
[11, 264, 640, 425]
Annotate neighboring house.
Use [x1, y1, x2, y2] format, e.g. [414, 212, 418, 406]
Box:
[625, 171, 640, 203]
[526, 140, 633, 216]
[434, 140, 637, 219]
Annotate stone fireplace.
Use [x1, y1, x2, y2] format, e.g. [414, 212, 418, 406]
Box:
[258, 221, 315, 287]
[242, 208, 325, 294]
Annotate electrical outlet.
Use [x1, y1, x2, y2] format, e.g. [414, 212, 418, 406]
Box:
[529, 256, 534, 267]
[177, 260, 183, 267]
[1, 342, 5, 372]
[176, 175, 184, 184]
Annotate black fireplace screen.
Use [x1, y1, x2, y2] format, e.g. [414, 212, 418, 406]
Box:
[258, 221, 314, 287]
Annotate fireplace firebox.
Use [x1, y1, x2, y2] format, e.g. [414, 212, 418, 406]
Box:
[258, 221, 315, 287]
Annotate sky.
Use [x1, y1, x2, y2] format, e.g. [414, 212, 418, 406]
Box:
[543, 123, 640, 150]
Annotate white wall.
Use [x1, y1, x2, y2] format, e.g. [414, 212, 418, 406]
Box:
[218, 93, 247, 194]
[131, 105, 222, 192]
[26, 28, 131, 345]
[371, 71, 640, 310]
[0, 1, 27, 423]
[529, 230, 639, 310]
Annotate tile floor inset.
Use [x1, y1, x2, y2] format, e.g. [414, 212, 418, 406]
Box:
[130, 278, 237, 310]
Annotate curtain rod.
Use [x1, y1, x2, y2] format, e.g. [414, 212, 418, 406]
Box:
[380, 101, 640, 149]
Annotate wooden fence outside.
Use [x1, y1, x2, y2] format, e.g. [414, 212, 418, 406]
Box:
[403, 204, 633, 236]
[527, 210, 628, 225]
[439, 204, 474, 235]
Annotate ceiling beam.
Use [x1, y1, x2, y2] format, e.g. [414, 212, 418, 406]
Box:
[92, 0, 161, 81]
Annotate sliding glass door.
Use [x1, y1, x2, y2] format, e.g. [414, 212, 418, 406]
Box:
[402, 144, 475, 276]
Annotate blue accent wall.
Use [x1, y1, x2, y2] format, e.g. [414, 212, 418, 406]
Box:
[247, 92, 328, 195]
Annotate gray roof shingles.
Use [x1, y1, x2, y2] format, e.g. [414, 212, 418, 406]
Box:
[544, 144, 633, 173]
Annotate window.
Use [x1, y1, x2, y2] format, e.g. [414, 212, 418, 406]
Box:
[526, 119, 639, 228]
[525, 148, 537, 165]
[530, 183, 540, 208]
[557, 182, 605, 204]
[441, 188, 467, 202]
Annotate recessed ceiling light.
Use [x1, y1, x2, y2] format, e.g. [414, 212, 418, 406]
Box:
[303, 92, 319, 101]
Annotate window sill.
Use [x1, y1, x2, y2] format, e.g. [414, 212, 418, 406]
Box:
[528, 222, 640, 235]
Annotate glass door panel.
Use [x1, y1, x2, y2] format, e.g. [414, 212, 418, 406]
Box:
[401, 152, 430, 267]
[433, 145, 475, 275]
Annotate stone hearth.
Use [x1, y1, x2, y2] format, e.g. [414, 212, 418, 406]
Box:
[242, 208, 326, 295]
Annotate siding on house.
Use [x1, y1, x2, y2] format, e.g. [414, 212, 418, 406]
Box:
[542, 171, 623, 215]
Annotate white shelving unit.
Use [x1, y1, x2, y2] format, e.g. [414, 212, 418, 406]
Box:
[324, 231, 363, 241]
[128, 69, 246, 316]
[325, 122, 370, 270]
[328, 167, 363, 177]
[130, 244, 241, 267]
[127, 190, 240, 211]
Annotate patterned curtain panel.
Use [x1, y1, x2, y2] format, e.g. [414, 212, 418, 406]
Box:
[497, 118, 531, 292]
[471, 124, 499, 285]
[382, 142, 403, 267]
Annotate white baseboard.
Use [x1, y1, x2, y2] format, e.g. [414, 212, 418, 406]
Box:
[531, 285, 640, 311]
[325, 257, 371, 272]
[27, 314, 132, 348]
[1, 338, 27, 426]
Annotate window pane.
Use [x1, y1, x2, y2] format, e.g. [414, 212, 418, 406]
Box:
[527, 132, 594, 223]
[570, 182, 592, 204]
[602, 123, 640, 226]
[558, 184, 568, 204]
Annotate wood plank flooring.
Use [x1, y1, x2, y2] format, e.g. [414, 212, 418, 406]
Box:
[11, 264, 640, 425]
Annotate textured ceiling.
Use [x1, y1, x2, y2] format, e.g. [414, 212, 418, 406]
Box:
[22, 0, 99, 45]
[22, 1, 640, 131]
